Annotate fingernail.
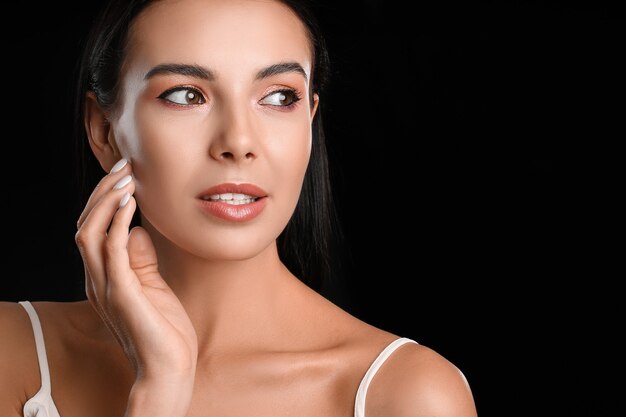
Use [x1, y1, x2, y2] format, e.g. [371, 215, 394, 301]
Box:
[119, 192, 131, 208]
[113, 175, 133, 190]
[110, 158, 128, 173]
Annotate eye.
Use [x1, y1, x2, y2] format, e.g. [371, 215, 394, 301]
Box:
[260, 89, 301, 107]
[158, 87, 206, 105]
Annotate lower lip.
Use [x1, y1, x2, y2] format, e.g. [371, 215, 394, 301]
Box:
[197, 197, 267, 222]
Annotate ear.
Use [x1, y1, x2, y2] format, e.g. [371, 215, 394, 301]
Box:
[310, 93, 319, 119]
[84, 91, 122, 172]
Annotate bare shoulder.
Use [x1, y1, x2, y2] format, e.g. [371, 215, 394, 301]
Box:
[305, 292, 477, 416]
[0, 301, 40, 416]
[0, 301, 38, 375]
[366, 342, 478, 417]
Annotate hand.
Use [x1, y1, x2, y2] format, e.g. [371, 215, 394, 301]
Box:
[75, 159, 198, 410]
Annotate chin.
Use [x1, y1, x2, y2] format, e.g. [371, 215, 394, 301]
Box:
[147, 217, 282, 262]
[207, 245, 274, 262]
[139, 199, 292, 262]
[192, 233, 277, 262]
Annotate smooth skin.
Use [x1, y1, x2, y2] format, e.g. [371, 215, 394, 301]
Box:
[0, 1, 477, 416]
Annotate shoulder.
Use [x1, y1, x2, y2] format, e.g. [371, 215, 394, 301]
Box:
[0, 300, 102, 378]
[0, 300, 108, 415]
[0, 301, 41, 414]
[0, 301, 38, 373]
[366, 341, 478, 417]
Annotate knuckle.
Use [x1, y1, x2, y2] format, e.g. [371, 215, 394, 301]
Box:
[74, 229, 87, 248]
[74, 226, 97, 250]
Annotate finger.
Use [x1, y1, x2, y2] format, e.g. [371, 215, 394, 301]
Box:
[77, 158, 131, 229]
[84, 266, 99, 308]
[127, 227, 162, 287]
[78, 235, 105, 307]
[103, 194, 142, 291]
[84, 265, 121, 341]
[76, 175, 136, 297]
[103, 201, 174, 342]
[85, 193, 143, 348]
[84, 264, 110, 320]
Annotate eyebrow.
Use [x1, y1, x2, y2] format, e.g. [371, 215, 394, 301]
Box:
[144, 63, 215, 80]
[144, 62, 308, 82]
[255, 62, 308, 82]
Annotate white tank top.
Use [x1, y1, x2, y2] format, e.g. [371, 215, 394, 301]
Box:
[19, 301, 417, 417]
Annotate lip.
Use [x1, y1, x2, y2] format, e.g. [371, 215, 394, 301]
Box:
[196, 183, 268, 222]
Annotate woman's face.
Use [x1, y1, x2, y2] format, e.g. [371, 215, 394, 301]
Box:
[111, 0, 318, 260]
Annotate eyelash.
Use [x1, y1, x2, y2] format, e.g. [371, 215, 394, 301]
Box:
[264, 88, 302, 109]
[157, 86, 302, 109]
[158, 86, 206, 106]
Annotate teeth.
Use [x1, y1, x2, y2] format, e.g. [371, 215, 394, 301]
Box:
[202, 193, 258, 205]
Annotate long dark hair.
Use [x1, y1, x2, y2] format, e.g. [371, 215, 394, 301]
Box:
[75, 0, 340, 293]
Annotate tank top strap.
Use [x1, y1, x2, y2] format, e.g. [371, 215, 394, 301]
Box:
[19, 301, 62, 417]
[354, 337, 418, 417]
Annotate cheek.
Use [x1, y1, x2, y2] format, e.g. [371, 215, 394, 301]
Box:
[266, 119, 312, 237]
[266, 117, 312, 193]
[117, 103, 203, 159]
[114, 105, 205, 204]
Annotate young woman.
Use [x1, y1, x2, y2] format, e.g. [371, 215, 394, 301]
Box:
[0, 1, 477, 416]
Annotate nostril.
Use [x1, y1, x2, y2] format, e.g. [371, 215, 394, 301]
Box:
[245, 152, 254, 159]
[221, 151, 234, 160]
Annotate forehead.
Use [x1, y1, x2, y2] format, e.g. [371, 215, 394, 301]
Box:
[126, 0, 312, 78]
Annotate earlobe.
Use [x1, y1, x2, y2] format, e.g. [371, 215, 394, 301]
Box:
[84, 91, 121, 172]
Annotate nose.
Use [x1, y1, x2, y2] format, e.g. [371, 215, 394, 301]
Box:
[208, 103, 258, 163]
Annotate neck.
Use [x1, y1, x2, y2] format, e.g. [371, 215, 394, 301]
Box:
[143, 221, 300, 354]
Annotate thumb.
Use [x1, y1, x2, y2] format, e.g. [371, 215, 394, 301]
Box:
[127, 226, 161, 284]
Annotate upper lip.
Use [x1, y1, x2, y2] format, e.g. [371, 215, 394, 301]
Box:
[197, 183, 268, 199]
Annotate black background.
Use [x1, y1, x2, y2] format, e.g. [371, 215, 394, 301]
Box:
[1, 1, 623, 416]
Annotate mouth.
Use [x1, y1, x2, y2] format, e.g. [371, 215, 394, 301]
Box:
[199, 193, 260, 205]
[196, 183, 268, 222]
[197, 183, 268, 201]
